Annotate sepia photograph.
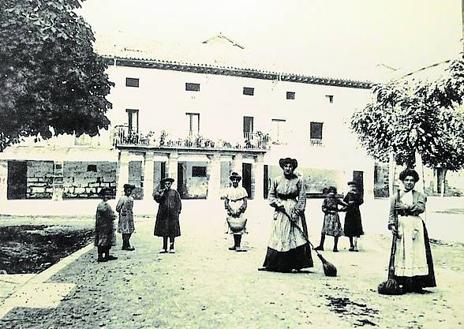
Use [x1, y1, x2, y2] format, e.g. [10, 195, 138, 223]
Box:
[0, 0, 463, 328]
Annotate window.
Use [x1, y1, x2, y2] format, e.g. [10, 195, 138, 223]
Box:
[126, 109, 139, 134]
[243, 87, 254, 96]
[192, 166, 207, 177]
[185, 83, 200, 91]
[186, 113, 200, 135]
[87, 164, 97, 172]
[271, 119, 286, 143]
[126, 78, 139, 88]
[286, 91, 295, 100]
[310, 122, 323, 145]
[243, 116, 254, 139]
[325, 95, 334, 103]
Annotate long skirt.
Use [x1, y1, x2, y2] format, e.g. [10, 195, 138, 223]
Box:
[262, 243, 313, 272]
[261, 199, 313, 272]
[391, 216, 436, 288]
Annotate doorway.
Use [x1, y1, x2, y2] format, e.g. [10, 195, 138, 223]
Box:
[242, 163, 252, 199]
[7, 161, 27, 199]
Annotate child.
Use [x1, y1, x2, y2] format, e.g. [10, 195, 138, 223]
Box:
[315, 186, 346, 252]
[116, 184, 136, 251]
[343, 181, 364, 251]
[95, 187, 117, 262]
[153, 177, 182, 253]
[224, 172, 249, 252]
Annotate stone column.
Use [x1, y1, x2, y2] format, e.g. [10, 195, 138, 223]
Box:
[117, 150, 130, 197]
[166, 151, 178, 183]
[143, 151, 155, 200]
[253, 154, 265, 200]
[207, 154, 221, 200]
[0, 160, 8, 203]
[52, 161, 64, 201]
[231, 153, 243, 176]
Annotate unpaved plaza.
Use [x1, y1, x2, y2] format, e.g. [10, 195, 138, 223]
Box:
[0, 199, 463, 328]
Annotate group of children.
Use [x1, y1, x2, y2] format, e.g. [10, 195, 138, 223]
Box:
[314, 182, 364, 252]
[95, 177, 182, 262]
[94, 175, 364, 261]
[94, 183, 136, 262]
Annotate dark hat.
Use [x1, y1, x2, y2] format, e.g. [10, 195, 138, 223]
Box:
[98, 187, 113, 197]
[123, 184, 136, 190]
[229, 172, 242, 181]
[279, 157, 298, 169]
[347, 181, 357, 186]
[160, 177, 175, 184]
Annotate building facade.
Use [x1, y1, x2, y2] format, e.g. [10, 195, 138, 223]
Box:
[0, 55, 380, 205]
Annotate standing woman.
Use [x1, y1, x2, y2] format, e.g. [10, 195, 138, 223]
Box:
[343, 181, 364, 251]
[116, 184, 136, 251]
[153, 177, 182, 253]
[224, 172, 249, 252]
[95, 187, 117, 262]
[259, 157, 313, 272]
[388, 168, 436, 293]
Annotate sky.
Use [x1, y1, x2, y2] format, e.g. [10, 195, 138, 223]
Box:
[78, 0, 462, 81]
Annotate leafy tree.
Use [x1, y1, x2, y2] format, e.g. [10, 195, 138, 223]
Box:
[351, 57, 464, 194]
[0, 0, 113, 151]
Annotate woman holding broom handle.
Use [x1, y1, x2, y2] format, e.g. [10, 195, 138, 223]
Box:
[387, 168, 436, 293]
[258, 157, 313, 272]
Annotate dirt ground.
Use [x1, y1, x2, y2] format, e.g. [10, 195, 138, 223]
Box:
[0, 201, 463, 328]
[0, 224, 93, 274]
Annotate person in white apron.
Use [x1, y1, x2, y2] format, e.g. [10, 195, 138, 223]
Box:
[388, 168, 436, 293]
[223, 172, 249, 252]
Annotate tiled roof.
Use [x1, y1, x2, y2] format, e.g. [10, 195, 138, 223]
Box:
[102, 55, 372, 89]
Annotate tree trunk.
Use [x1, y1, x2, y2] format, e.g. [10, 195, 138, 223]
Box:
[388, 153, 396, 198]
[414, 151, 425, 193]
[441, 169, 448, 197]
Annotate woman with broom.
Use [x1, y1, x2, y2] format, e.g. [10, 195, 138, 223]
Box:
[385, 168, 436, 293]
[258, 157, 313, 272]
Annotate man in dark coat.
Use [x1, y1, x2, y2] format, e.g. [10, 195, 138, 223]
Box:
[153, 177, 182, 253]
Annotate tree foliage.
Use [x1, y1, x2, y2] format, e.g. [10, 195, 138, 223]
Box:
[351, 57, 464, 171]
[0, 0, 113, 151]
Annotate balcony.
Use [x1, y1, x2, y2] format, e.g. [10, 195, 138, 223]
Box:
[310, 138, 323, 146]
[113, 125, 270, 151]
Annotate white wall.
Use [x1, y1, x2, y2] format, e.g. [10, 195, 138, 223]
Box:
[106, 63, 375, 193]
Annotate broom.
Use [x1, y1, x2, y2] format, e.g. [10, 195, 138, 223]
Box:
[281, 210, 337, 277]
[378, 189, 403, 295]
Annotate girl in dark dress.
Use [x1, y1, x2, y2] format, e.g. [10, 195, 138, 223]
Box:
[343, 181, 364, 251]
[95, 187, 117, 262]
[153, 177, 182, 253]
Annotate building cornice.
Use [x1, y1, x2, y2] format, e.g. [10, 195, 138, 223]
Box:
[102, 55, 373, 90]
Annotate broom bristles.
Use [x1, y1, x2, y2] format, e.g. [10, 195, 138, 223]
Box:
[378, 278, 403, 295]
[317, 253, 337, 277]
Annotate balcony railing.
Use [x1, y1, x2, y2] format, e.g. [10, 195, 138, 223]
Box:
[113, 125, 270, 150]
[310, 138, 323, 146]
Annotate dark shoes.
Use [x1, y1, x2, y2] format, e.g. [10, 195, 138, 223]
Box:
[98, 255, 117, 262]
[122, 246, 135, 251]
[333, 248, 339, 252]
[314, 246, 324, 251]
[228, 246, 236, 250]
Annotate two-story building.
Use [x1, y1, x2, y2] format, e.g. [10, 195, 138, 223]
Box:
[0, 37, 378, 205]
